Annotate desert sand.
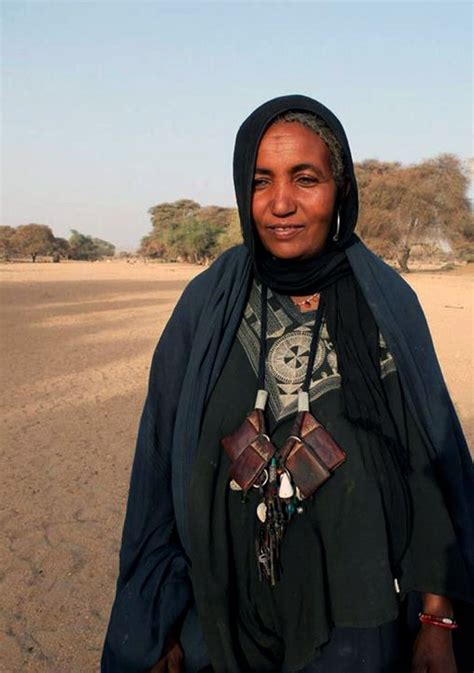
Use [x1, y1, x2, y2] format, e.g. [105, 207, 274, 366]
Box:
[0, 260, 472, 673]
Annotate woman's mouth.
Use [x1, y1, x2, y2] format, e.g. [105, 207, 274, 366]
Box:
[266, 224, 304, 240]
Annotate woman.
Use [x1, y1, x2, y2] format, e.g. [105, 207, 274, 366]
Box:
[102, 95, 473, 673]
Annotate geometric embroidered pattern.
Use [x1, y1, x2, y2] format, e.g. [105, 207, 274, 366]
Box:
[237, 281, 395, 422]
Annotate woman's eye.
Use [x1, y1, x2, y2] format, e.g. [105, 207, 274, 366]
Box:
[297, 175, 317, 185]
[253, 178, 268, 189]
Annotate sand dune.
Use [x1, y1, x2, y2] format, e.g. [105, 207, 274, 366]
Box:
[0, 260, 472, 672]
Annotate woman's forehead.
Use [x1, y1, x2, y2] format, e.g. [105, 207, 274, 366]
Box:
[255, 122, 332, 169]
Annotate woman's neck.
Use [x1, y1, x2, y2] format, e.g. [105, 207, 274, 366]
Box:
[290, 293, 320, 313]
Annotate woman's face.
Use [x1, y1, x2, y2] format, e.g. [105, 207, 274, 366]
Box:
[252, 122, 338, 260]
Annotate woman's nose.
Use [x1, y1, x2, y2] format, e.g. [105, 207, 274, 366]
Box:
[271, 183, 296, 217]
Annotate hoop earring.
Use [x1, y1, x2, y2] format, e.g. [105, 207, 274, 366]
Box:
[333, 212, 340, 242]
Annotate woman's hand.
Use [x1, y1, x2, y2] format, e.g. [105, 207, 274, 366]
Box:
[411, 623, 456, 673]
[149, 637, 184, 673]
[411, 592, 457, 673]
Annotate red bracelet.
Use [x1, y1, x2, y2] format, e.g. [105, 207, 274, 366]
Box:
[418, 612, 458, 630]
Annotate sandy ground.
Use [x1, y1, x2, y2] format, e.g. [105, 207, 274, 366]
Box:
[0, 260, 472, 673]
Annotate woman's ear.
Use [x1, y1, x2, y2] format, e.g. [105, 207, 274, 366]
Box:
[336, 180, 350, 203]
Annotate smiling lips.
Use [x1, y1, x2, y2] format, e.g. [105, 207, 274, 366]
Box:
[266, 224, 304, 240]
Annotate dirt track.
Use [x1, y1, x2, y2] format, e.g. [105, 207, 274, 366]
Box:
[0, 260, 472, 672]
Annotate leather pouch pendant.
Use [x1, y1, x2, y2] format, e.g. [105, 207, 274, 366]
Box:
[285, 439, 331, 499]
[281, 411, 346, 499]
[222, 409, 276, 491]
[229, 434, 275, 491]
[299, 411, 346, 471]
[221, 409, 264, 462]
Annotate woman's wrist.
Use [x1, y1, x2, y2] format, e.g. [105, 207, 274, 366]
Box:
[422, 592, 454, 618]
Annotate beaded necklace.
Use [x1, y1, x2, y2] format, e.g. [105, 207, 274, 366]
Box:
[291, 292, 320, 309]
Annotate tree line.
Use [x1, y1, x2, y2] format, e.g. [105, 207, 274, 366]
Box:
[139, 154, 473, 272]
[0, 225, 116, 262]
[2, 154, 471, 271]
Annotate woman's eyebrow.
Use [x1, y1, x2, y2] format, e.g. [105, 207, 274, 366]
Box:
[291, 163, 326, 178]
[254, 163, 326, 179]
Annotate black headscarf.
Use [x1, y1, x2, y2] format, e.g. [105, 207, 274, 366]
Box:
[233, 94, 358, 295]
[232, 94, 409, 473]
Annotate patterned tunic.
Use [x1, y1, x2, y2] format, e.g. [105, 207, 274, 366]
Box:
[237, 281, 395, 422]
[188, 279, 470, 673]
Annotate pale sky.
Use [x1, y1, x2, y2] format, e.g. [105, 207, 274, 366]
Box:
[2, 1, 472, 249]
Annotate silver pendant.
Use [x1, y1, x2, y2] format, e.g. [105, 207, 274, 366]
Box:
[252, 468, 269, 489]
[256, 501, 267, 522]
[278, 471, 294, 498]
[295, 486, 305, 501]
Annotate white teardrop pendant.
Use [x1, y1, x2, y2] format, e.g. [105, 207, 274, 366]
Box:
[278, 472, 294, 498]
[257, 501, 267, 522]
[229, 479, 242, 491]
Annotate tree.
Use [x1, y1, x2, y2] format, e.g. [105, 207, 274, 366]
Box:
[0, 226, 17, 261]
[52, 237, 71, 262]
[139, 233, 165, 259]
[175, 217, 223, 264]
[68, 230, 115, 260]
[142, 200, 201, 259]
[356, 155, 471, 271]
[157, 216, 222, 263]
[214, 209, 243, 254]
[148, 199, 201, 230]
[11, 224, 55, 262]
[69, 229, 96, 260]
[140, 200, 234, 263]
[91, 237, 115, 258]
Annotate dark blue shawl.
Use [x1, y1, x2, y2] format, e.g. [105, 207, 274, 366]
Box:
[102, 94, 473, 671]
[102, 241, 473, 672]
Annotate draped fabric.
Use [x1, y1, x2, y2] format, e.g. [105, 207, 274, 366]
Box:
[102, 243, 474, 672]
[188, 307, 471, 672]
[102, 94, 474, 671]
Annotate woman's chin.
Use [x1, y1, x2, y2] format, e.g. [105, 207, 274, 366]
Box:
[264, 242, 326, 261]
